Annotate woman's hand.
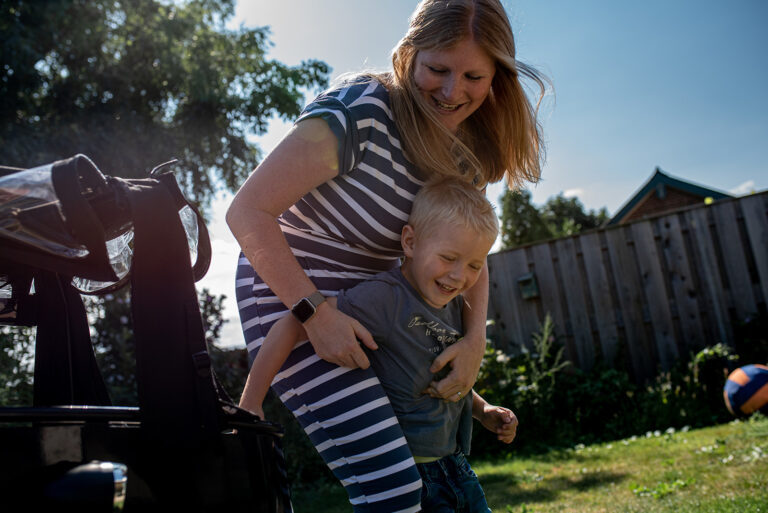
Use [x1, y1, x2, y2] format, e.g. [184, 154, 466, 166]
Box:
[423, 331, 486, 401]
[303, 297, 378, 369]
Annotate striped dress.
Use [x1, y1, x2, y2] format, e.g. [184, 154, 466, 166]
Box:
[235, 78, 426, 512]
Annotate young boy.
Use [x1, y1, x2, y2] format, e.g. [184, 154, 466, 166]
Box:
[240, 177, 517, 512]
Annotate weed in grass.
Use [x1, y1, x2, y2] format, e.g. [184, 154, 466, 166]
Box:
[631, 477, 695, 499]
[506, 505, 533, 512]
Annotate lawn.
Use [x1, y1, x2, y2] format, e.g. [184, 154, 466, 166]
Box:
[291, 415, 768, 512]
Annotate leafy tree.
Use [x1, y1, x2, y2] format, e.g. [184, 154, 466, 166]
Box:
[1, 0, 328, 404]
[1, 0, 329, 210]
[542, 193, 609, 238]
[499, 189, 609, 249]
[0, 325, 34, 405]
[499, 188, 551, 249]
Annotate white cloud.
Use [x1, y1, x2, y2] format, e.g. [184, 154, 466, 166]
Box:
[563, 188, 584, 198]
[730, 180, 755, 196]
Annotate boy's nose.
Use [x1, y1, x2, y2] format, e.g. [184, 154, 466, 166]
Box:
[447, 266, 463, 282]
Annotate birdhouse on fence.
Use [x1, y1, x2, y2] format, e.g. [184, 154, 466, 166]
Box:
[517, 272, 539, 299]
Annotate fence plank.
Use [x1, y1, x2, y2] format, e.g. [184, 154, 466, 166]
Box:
[632, 221, 678, 369]
[511, 249, 543, 350]
[604, 226, 656, 380]
[579, 231, 620, 364]
[739, 194, 768, 303]
[658, 214, 706, 354]
[684, 207, 732, 343]
[711, 201, 758, 318]
[530, 242, 567, 342]
[488, 248, 539, 351]
[488, 251, 526, 350]
[553, 237, 595, 370]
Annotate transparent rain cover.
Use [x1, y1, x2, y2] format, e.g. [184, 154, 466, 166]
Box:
[0, 164, 89, 258]
[72, 205, 198, 294]
[72, 228, 134, 293]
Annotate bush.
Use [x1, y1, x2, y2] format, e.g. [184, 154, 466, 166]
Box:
[472, 317, 743, 459]
[473, 314, 573, 454]
[215, 312, 766, 482]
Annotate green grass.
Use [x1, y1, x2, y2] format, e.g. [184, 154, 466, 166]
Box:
[291, 415, 768, 512]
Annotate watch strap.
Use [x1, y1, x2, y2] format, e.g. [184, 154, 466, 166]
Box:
[305, 290, 326, 309]
[291, 290, 326, 323]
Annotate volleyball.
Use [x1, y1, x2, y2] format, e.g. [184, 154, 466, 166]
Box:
[723, 364, 768, 416]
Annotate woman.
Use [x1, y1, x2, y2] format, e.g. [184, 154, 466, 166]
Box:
[227, 0, 545, 510]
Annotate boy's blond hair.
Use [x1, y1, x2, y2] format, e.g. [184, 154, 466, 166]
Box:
[408, 178, 499, 245]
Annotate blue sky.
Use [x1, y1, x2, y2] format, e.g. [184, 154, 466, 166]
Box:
[201, 0, 768, 346]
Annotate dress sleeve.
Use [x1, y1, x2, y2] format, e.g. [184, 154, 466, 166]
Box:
[296, 89, 360, 176]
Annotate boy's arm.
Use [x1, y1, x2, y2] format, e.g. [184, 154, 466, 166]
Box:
[471, 390, 519, 444]
[239, 313, 308, 417]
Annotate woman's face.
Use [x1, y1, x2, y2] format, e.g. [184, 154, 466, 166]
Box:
[413, 38, 496, 134]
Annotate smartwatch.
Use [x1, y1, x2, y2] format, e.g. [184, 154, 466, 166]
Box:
[290, 291, 326, 323]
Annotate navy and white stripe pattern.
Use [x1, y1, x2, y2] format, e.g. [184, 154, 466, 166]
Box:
[236, 79, 426, 512]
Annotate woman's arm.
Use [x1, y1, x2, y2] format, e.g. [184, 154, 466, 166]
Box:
[226, 118, 376, 369]
[425, 263, 489, 399]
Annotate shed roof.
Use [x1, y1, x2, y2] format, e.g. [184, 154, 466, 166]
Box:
[606, 167, 733, 225]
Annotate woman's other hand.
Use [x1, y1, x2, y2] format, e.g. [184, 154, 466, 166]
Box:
[423, 331, 485, 401]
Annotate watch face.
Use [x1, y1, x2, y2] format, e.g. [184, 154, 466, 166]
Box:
[292, 298, 315, 323]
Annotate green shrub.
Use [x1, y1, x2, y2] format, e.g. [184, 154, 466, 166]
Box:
[473, 314, 573, 454]
[472, 316, 744, 459]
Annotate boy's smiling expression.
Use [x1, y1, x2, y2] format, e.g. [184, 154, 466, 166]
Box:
[401, 219, 493, 309]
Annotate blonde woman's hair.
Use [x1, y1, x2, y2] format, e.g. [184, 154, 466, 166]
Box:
[408, 177, 499, 245]
[374, 0, 547, 189]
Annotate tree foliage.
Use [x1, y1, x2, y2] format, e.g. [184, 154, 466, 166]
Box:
[499, 188, 609, 249]
[1, 0, 328, 404]
[541, 194, 609, 237]
[0, 325, 34, 405]
[499, 188, 551, 249]
[1, 0, 329, 211]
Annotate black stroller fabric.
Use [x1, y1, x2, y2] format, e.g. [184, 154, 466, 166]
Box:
[0, 155, 290, 512]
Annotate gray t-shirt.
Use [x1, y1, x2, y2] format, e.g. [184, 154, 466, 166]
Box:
[336, 268, 473, 458]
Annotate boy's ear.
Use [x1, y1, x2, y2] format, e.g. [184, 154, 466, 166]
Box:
[401, 224, 416, 257]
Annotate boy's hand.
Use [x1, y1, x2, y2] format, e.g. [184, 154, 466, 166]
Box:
[479, 405, 518, 444]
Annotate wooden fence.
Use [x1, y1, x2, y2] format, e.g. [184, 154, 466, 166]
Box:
[486, 190, 768, 382]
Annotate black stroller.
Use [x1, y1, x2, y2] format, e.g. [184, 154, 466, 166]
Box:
[0, 154, 289, 512]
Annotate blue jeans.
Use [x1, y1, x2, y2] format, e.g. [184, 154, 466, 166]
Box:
[416, 452, 491, 513]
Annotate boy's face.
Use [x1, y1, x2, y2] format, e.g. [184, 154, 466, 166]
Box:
[401, 220, 493, 309]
